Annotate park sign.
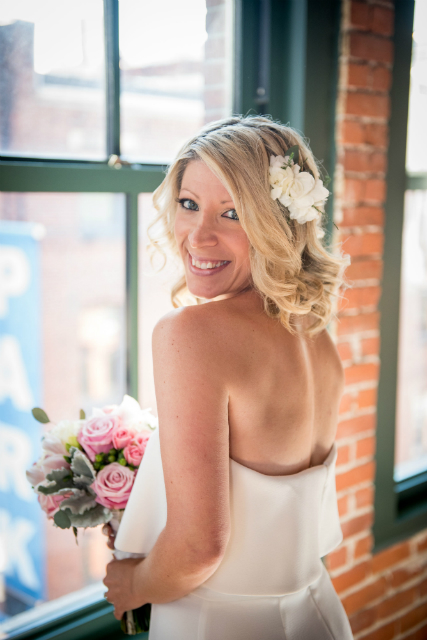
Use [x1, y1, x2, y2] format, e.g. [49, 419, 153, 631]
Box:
[0, 220, 46, 608]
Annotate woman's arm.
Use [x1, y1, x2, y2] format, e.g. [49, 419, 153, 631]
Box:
[105, 307, 231, 614]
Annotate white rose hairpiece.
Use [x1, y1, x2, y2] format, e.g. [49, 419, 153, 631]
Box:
[269, 145, 330, 232]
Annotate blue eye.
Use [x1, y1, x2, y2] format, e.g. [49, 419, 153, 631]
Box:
[177, 198, 198, 211]
[222, 209, 239, 221]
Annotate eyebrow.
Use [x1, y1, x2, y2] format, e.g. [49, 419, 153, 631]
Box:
[179, 187, 234, 205]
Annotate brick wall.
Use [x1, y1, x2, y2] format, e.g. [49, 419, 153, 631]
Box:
[326, 1, 427, 638]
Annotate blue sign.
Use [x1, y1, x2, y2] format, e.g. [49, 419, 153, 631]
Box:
[0, 221, 46, 605]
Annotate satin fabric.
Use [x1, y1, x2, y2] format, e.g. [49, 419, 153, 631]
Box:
[115, 429, 354, 639]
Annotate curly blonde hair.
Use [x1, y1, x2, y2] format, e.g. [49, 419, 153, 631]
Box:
[148, 114, 350, 337]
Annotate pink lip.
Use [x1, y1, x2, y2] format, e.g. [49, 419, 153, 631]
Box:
[187, 252, 230, 276]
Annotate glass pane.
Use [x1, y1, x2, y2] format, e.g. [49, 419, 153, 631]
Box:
[395, 190, 427, 481]
[138, 194, 175, 413]
[120, 0, 233, 163]
[406, 0, 427, 173]
[0, 192, 125, 622]
[0, 0, 106, 160]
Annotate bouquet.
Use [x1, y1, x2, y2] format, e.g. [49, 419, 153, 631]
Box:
[26, 394, 157, 635]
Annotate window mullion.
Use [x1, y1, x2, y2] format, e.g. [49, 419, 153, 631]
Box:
[126, 192, 139, 400]
[104, 0, 120, 158]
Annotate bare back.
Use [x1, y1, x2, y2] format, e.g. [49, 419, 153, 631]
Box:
[199, 289, 345, 476]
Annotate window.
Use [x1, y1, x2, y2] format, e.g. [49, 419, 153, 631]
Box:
[374, 0, 427, 551]
[0, 0, 341, 636]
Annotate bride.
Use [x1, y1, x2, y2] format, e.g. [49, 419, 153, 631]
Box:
[102, 115, 354, 639]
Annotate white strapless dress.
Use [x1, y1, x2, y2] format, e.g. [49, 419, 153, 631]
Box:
[115, 429, 354, 639]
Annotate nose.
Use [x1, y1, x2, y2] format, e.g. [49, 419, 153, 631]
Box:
[188, 211, 218, 249]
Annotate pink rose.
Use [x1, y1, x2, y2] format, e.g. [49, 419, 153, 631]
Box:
[91, 462, 135, 510]
[78, 415, 120, 461]
[123, 433, 150, 467]
[42, 452, 70, 475]
[38, 493, 67, 519]
[26, 461, 46, 487]
[112, 424, 136, 450]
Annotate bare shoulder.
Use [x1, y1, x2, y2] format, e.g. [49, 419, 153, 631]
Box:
[152, 302, 237, 372]
[313, 325, 345, 391]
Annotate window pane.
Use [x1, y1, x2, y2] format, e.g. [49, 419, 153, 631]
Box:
[138, 193, 175, 413]
[406, 0, 427, 173]
[0, 192, 125, 621]
[120, 0, 233, 163]
[395, 190, 427, 481]
[0, 1, 106, 160]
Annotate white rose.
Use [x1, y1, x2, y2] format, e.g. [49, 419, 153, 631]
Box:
[47, 419, 82, 446]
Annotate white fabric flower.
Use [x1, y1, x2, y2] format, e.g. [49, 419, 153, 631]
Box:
[269, 154, 329, 225]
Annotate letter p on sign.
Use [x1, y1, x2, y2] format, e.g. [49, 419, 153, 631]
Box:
[0, 246, 31, 318]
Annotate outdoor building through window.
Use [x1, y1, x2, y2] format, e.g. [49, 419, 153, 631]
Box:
[0, 0, 234, 627]
[394, 0, 427, 482]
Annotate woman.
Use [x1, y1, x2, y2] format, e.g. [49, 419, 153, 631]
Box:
[102, 115, 354, 639]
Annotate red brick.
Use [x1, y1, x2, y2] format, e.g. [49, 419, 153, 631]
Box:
[336, 460, 375, 492]
[339, 393, 354, 415]
[338, 286, 381, 310]
[337, 311, 379, 336]
[346, 93, 390, 118]
[337, 412, 376, 437]
[361, 336, 380, 356]
[371, 66, 392, 92]
[401, 601, 427, 634]
[403, 622, 427, 640]
[338, 494, 349, 517]
[337, 312, 380, 335]
[355, 533, 374, 558]
[358, 387, 378, 409]
[331, 560, 371, 594]
[337, 342, 353, 361]
[355, 485, 375, 509]
[345, 258, 383, 282]
[417, 533, 427, 553]
[341, 512, 374, 540]
[370, 151, 387, 173]
[350, 33, 394, 65]
[348, 62, 370, 88]
[327, 544, 348, 570]
[356, 436, 376, 459]
[344, 149, 387, 173]
[365, 123, 388, 148]
[419, 576, 427, 597]
[389, 563, 426, 589]
[345, 178, 365, 203]
[337, 443, 351, 465]
[365, 179, 386, 203]
[376, 586, 417, 620]
[341, 119, 366, 144]
[341, 232, 383, 257]
[341, 576, 387, 616]
[349, 607, 377, 635]
[372, 541, 411, 573]
[358, 621, 398, 640]
[341, 206, 384, 227]
[350, 2, 370, 30]
[370, 6, 394, 37]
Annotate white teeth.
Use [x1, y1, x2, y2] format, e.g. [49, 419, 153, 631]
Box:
[190, 255, 228, 269]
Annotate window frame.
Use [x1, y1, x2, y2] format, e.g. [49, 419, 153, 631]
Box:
[0, 0, 341, 636]
[373, 0, 427, 553]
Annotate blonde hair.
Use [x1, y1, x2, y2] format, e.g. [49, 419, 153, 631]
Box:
[148, 114, 350, 337]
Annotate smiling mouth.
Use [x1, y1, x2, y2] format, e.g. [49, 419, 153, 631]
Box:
[187, 252, 231, 275]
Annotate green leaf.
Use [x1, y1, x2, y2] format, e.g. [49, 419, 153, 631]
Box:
[54, 509, 71, 529]
[32, 407, 50, 424]
[79, 409, 86, 420]
[60, 490, 98, 515]
[68, 504, 112, 528]
[38, 468, 74, 494]
[72, 526, 79, 545]
[284, 145, 300, 165]
[70, 449, 96, 483]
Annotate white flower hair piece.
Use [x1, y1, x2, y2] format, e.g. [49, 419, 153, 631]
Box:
[269, 150, 329, 235]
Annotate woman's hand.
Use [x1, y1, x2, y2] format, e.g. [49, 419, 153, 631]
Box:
[102, 523, 116, 550]
[103, 557, 146, 621]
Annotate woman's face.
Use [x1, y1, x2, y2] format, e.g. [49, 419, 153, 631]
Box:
[174, 160, 252, 300]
